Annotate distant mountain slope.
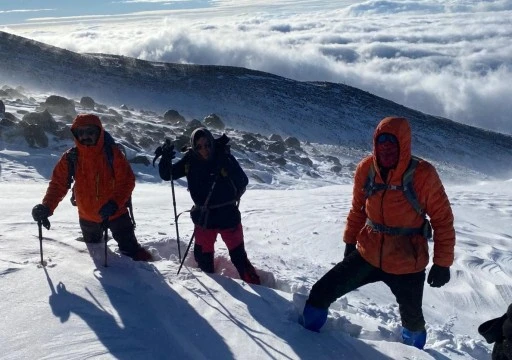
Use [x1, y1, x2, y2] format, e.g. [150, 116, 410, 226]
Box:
[0, 30, 511, 179]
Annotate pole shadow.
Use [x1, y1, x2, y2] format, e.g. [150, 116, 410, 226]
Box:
[44, 246, 233, 359]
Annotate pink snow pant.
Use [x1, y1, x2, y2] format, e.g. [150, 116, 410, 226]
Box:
[194, 223, 244, 253]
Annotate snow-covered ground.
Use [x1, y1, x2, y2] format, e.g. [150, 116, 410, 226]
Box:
[1, 159, 511, 358]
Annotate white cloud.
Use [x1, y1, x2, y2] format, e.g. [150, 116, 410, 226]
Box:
[6, 0, 512, 133]
[0, 9, 53, 14]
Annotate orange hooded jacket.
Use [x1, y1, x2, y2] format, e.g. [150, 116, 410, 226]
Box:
[42, 114, 135, 223]
[344, 117, 455, 274]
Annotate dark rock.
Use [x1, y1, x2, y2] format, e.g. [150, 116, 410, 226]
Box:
[164, 109, 186, 125]
[129, 155, 150, 166]
[203, 113, 225, 130]
[42, 95, 76, 116]
[80, 96, 95, 109]
[23, 123, 48, 148]
[22, 110, 58, 133]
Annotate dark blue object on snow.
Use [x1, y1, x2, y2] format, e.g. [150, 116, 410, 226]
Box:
[402, 327, 427, 349]
[300, 303, 328, 332]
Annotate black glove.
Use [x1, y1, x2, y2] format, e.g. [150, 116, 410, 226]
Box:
[32, 204, 50, 221]
[99, 200, 118, 220]
[344, 243, 357, 258]
[32, 204, 51, 230]
[153, 139, 175, 166]
[427, 264, 450, 288]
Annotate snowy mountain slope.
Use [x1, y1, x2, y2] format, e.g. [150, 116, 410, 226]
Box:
[1, 181, 510, 359]
[1, 31, 512, 181]
[0, 30, 511, 360]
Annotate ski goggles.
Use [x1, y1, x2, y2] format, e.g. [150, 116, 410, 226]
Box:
[376, 133, 398, 144]
[73, 126, 100, 138]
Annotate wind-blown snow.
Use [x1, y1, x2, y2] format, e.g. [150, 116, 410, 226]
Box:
[1, 156, 511, 359]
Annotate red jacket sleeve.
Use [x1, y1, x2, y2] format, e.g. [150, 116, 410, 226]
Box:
[42, 154, 71, 214]
[343, 158, 370, 245]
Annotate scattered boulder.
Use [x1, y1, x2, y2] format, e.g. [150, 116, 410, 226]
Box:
[80, 96, 95, 109]
[22, 110, 58, 133]
[42, 95, 76, 116]
[331, 165, 342, 173]
[129, 155, 150, 166]
[203, 113, 225, 130]
[164, 109, 186, 125]
[272, 156, 287, 166]
[22, 123, 48, 148]
[324, 155, 341, 166]
[269, 134, 283, 142]
[284, 136, 301, 149]
[267, 141, 286, 155]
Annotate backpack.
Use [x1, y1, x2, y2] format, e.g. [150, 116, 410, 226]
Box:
[363, 155, 432, 238]
[65, 131, 136, 227]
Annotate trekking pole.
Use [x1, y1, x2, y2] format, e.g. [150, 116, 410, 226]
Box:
[153, 139, 182, 261]
[38, 220, 45, 266]
[169, 151, 182, 262]
[176, 174, 219, 275]
[177, 230, 196, 275]
[102, 220, 109, 267]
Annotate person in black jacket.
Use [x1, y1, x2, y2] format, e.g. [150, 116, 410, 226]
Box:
[158, 127, 260, 284]
[479, 303, 512, 360]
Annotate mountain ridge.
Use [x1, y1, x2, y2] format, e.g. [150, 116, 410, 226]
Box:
[0, 30, 511, 180]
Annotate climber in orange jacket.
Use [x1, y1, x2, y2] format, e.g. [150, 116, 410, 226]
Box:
[32, 114, 152, 261]
[300, 116, 455, 350]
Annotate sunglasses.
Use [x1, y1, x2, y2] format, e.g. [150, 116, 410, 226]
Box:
[377, 133, 398, 144]
[195, 143, 211, 151]
[74, 127, 99, 137]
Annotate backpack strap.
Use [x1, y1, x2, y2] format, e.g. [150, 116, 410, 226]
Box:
[402, 156, 424, 216]
[363, 156, 432, 239]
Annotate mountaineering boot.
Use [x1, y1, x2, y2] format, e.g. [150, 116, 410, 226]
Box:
[194, 244, 214, 273]
[241, 259, 261, 285]
[402, 327, 427, 349]
[299, 303, 328, 332]
[229, 244, 260, 285]
[131, 247, 154, 262]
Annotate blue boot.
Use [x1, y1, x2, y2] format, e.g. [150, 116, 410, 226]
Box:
[299, 303, 328, 332]
[402, 327, 427, 349]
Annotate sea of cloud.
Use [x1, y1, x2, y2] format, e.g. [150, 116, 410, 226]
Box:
[3, 0, 512, 133]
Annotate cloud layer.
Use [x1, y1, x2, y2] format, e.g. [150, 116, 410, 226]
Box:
[5, 0, 512, 133]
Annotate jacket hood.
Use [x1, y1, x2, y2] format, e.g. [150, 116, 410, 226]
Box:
[190, 127, 215, 160]
[372, 117, 411, 181]
[70, 114, 105, 151]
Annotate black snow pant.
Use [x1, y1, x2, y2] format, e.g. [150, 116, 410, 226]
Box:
[307, 250, 426, 331]
[79, 212, 141, 257]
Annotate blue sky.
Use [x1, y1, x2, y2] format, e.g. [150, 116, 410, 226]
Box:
[1, 0, 512, 134]
[0, 0, 214, 25]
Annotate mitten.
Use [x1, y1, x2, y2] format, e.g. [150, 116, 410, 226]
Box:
[427, 264, 450, 288]
[32, 204, 50, 221]
[99, 200, 118, 220]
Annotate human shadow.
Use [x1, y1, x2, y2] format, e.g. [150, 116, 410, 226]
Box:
[44, 247, 233, 360]
[188, 274, 394, 360]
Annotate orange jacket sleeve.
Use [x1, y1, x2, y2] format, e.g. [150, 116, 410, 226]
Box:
[343, 158, 371, 245]
[42, 153, 71, 214]
[415, 162, 455, 267]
